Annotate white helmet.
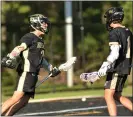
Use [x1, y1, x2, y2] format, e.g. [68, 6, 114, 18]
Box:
[29, 14, 51, 34]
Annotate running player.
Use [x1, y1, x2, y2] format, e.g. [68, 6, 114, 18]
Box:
[97, 7, 133, 116]
[1, 14, 60, 116]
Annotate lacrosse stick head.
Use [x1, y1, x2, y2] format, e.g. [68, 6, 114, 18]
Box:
[80, 71, 100, 83]
[58, 57, 77, 71]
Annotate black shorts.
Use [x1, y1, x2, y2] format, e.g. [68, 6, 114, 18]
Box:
[15, 72, 38, 98]
[104, 72, 127, 92]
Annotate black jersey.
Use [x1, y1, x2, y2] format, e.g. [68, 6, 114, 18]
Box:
[108, 27, 133, 75]
[17, 33, 45, 73]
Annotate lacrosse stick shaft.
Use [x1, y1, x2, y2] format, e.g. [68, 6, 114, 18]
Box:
[35, 57, 77, 88]
[35, 67, 62, 88]
[35, 73, 52, 88]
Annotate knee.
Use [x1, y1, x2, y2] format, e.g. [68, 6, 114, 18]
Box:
[11, 96, 22, 103]
[104, 89, 114, 101]
[11, 91, 24, 102]
[10, 97, 19, 103]
[104, 93, 112, 101]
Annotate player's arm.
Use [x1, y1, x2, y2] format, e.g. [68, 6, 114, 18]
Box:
[1, 34, 32, 69]
[41, 58, 53, 72]
[98, 31, 121, 77]
[41, 58, 60, 77]
[8, 43, 27, 59]
[80, 32, 121, 83]
[98, 44, 120, 76]
[107, 44, 120, 63]
[80, 44, 121, 83]
[9, 34, 34, 59]
[1, 43, 28, 69]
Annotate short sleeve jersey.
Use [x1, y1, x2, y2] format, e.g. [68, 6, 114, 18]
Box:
[17, 33, 45, 73]
[108, 27, 133, 75]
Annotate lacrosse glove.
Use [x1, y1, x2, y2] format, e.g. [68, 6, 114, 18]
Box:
[98, 62, 111, 77]
[1, 55, 17, 69]
[50, 67, 61, 77]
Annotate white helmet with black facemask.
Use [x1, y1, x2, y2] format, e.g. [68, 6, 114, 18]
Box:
[29, 14, 51, 34]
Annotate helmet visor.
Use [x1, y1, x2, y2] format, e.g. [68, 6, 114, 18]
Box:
[39, 17, 51, 34]
[40, 17, 50, 25]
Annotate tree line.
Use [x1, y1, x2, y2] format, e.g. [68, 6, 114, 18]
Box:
[1, 1, 132, 87]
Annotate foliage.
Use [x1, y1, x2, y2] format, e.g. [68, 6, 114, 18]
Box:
[119, 1, 132, 31]
[2, 69, 17, 86]
[1, 1, 132, 91]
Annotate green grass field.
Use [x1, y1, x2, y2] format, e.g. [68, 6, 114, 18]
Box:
[2, 85, 132, 102]
[33, 85, 132, 100]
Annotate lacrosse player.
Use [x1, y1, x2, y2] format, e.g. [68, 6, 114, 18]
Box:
[1, 14, 60, 116]
[97, 7, 133, 116]
[80, 7, 132, 116]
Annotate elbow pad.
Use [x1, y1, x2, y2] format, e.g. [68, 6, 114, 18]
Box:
[107, 44, 120, 63]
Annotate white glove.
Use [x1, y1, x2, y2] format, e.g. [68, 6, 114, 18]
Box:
[98, 62, 111, 77]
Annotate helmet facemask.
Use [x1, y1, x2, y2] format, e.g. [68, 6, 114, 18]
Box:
[38, 17, 51, 34]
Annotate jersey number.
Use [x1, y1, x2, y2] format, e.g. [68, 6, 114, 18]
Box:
[41, 50, 45, 56]
[126, 36, 131, 58]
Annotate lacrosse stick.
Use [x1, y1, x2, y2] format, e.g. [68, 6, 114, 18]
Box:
[80, 63, 133, 83]
[35, 73, 52, 88]
[80, 71, 100, 83]
[35, 57, 77, 88]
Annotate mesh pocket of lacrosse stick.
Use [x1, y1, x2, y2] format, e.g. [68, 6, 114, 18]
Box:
[80, 72, 100, 83]
[58, 57, 77, 71]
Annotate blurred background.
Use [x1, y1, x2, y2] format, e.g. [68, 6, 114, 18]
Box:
[1, 1, 132, 102]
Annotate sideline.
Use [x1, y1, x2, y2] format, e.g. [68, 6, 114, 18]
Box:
[29, 95, 103, 103]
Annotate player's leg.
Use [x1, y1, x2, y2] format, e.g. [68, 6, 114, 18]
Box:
[2, 71, 38, 116]
[113, 74, 132, 111]
[1, 91, 24, 115]
[114, 92, 132, 111]
[5, 94, 31, 116]
[3, 71, 37, 116]
[2, 72, 27, 115]
[104, 89, 117, 116]
[104, 73, 120, 116]
[1, 98, 15, 115]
